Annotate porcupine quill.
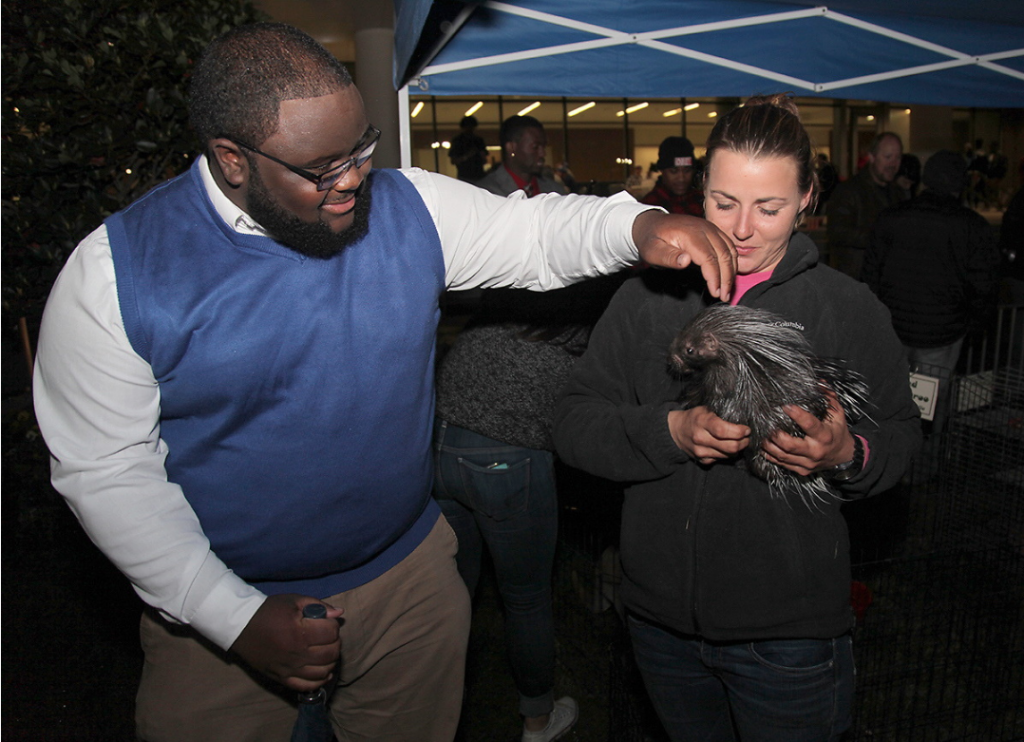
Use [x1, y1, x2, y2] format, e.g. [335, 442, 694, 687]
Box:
[668, 304, 871, 509]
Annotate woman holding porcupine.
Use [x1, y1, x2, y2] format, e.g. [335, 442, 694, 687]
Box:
[553, 94, 921, 742]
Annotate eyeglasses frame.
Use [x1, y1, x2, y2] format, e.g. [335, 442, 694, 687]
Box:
[231, 126, 381, 192]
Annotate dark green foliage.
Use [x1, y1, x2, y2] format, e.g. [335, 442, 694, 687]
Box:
[1, 0, 266, 329]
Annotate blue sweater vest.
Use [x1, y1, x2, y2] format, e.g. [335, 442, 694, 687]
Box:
[106, 161, 446, 598]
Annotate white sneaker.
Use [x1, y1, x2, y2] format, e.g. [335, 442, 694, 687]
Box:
[521, 696, 579, 742]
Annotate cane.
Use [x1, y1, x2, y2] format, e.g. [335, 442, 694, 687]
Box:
[290, 603, 336, 742]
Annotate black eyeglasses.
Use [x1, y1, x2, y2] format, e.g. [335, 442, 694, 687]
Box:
[233, 126, 381, 192]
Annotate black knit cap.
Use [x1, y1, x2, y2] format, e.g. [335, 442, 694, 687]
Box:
[922, 150, 967, 196]
[655, 136, 696, 171]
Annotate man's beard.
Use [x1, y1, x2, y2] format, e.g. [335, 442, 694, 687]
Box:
[246, 163, 373, 259]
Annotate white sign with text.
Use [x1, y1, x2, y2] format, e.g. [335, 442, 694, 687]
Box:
[909, 372, 938, 421]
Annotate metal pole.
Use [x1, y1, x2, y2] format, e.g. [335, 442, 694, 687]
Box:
[398, 85, 412, 169]
[431, 96, 440, 173]
[622, 97, 630, 182]
[562, 96, 570, 165]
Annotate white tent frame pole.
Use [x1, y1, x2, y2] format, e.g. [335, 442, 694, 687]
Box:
[640, 41, 814, 90]
[418, 4, 826, 91]
[825, 9, 984, 60]
[420, 3, 824, 77]
[819, 58, 997, 92]
[398, 84, 412, 169]
[818, 52, 1024, 92]
[978, 51, 1024, 82]
[486, 0, 824, 38]
[823, 9, 1024, 84]
[415, 0, 1024, 95]
[421, 36, 630, 76]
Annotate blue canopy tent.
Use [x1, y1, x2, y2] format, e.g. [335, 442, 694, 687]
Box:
[394, 0, 1024, 104]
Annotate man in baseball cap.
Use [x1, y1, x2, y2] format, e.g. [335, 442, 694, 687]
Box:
[641, 136, 704, 216]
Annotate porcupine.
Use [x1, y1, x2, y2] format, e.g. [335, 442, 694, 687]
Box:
[668, 304, 871, 509]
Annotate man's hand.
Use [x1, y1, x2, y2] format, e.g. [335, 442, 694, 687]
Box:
[762, 392, 855, 476]
[632, 211, 737, 301]
[230, 594, 343, 692]
[668, 407, 750, 464]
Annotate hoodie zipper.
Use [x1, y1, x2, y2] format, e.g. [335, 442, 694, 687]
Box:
[690, 468, 709, 634]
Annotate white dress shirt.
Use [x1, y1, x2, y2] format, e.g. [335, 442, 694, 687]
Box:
[33, 156, 655, 650]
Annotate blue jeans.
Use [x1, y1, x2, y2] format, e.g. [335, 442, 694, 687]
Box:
[628, 614, 854, 742]
[432, 419, 558, 718]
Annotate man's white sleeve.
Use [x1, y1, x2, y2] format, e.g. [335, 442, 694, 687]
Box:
[402, 168, 659, 291]
[32, 225, 265, 651]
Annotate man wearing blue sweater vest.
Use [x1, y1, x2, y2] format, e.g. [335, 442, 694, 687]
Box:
[33, 23, 736, 742]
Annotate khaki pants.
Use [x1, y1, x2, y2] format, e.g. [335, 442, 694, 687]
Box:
[136, 515, 471, 742]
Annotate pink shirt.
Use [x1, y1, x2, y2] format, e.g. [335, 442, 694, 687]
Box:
[730, 271, 772, 306]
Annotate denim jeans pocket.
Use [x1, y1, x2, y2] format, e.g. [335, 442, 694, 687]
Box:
[455, 455, 531, 521]
[747, 638, 835, 674]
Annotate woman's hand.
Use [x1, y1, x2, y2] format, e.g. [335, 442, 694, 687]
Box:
[668, 407, 750, 464]
[762, 392, 856, 476]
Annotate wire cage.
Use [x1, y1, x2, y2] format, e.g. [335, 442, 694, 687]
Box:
[608, 632, 670, 742]
[825, 354, 1024, 740]
[849, 548, 1023, 741]
[553, 464, 625, 695]
[837, 321, 1024, 740]
[934, 368, 1024, 552]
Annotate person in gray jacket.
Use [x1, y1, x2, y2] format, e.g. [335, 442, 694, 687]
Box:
[477, 115, 567, 198]
[554, 95, 920, 742]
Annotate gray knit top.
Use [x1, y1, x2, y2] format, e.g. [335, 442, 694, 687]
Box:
[435, 275, 627, 451]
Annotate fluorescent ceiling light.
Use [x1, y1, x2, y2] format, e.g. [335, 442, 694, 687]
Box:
[616, 102, 649, 116]
[568, 101, 596, 117]
[517, 101, 541, 116]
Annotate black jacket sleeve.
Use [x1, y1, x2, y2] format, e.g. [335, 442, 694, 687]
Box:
[553, 276, 701, 483]
[802, 277, 922, 500]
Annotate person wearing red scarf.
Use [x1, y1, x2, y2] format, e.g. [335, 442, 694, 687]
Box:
[477, 115, 568, 199]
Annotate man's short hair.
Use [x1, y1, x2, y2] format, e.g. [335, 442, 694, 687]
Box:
[189, 22, 353, 148]
[869, 131, 902, 155]
[499, 115, 543, 149]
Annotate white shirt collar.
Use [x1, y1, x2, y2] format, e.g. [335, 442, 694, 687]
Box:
[197, 153, 269, 237]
